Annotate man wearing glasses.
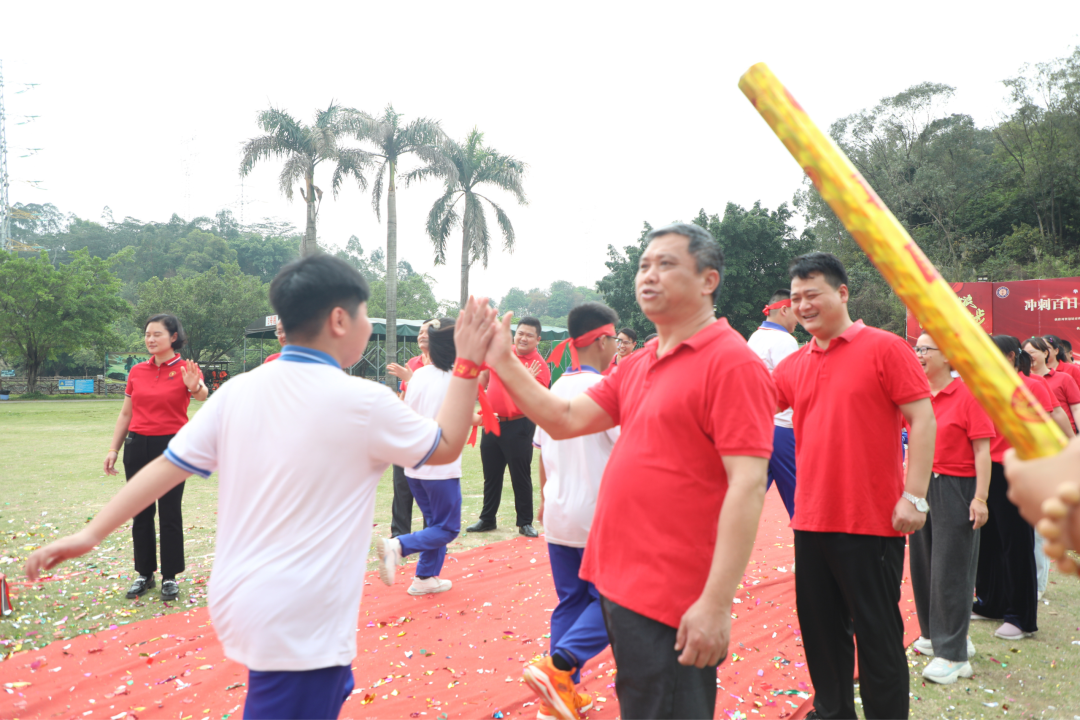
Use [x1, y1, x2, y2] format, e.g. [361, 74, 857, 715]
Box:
[605, 328, 639, 376]
[469, 316, 552, 537]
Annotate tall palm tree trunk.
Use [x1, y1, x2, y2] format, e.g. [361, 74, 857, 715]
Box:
[384, 160, 398, 387]
[459, 220, 471, 310]
[302, 171, 317, 257]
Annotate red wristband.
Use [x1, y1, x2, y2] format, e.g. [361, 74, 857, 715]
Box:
[452, 358, 481, 379]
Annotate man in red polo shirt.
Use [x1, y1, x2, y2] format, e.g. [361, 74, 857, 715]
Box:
[467, 316, 551, 538]
[772, 252, 935, 720]
[481, 223, 775, 719]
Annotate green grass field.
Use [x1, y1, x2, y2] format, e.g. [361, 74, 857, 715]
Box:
[2, 400, 1079, 718]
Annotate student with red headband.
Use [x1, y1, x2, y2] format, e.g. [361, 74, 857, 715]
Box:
[747, 289, 800, 519]
[105, 313, 207, 603]
[480, 224, 775, 719]
[523, 302, 620, 720]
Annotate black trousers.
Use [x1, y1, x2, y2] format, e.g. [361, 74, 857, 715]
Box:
[794, 530, 908, 720]
[478, 417, 535, 526]
[972, 462, 1039, 632]
[123, 432, 185, 578]
[391, 465, 415, 538]
[600, 596, 716, 720]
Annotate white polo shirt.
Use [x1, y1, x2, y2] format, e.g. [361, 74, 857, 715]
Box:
[746, 320, 799, 429]
[533, 367, 620, 548]
[164, 345, 440, 672]
[404, 365, 461, 481]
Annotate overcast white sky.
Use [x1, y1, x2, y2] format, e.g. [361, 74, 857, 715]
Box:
[4, 2, 1079, 305]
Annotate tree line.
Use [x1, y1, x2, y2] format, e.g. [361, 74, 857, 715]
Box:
[4, 46, 1079, 390]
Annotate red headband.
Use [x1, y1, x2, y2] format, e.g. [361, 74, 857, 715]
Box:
[546, 323, 617, 371]
[763, 299, 792, 315]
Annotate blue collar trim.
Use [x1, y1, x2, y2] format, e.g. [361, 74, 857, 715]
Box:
[279, 345, 340, 368]
[759, 321, 790, 333]
[564, 364, 601, 376]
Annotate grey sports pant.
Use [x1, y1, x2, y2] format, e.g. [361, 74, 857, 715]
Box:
[910, 473, 980, 662]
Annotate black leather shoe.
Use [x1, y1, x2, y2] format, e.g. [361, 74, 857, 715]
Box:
[161, 579, 180, 602]
[125, 575, 155, 599]
[467, 520, 497, 533]
[519, 524, 539, 538]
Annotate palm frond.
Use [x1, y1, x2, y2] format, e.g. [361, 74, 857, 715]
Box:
[402, 164, 444, 188]
[371, 160, 388, 221]
[239, 135, 288, 177]
[464, 191, 491, 269]
[425, 189, 460, 265]
[478, 194, 516, 253]
[332, 149, 375, 196]
[476, 154, 528, 204]
[278, 154, 309, 200]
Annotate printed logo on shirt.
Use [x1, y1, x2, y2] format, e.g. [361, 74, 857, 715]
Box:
[169, 371, 177, 378]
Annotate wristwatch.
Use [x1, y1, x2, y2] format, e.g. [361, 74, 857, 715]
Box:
[902, 491, 929, 513]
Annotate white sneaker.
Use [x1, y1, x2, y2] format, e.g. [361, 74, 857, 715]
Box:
[913, 637, 934, 656]
[408, 576, 452, 596]
[375, 537, 401, 586]
[922, 657, 973, 684]
[994, 622, 1033, 640]
[967, 636, 976, 659]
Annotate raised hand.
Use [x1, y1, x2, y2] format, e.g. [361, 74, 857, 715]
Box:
[387, 363, 413, 382]
[528, 360, 543, 377]
[182, 361, 202, 393]
[454, 296, 498, 365]
[484, 312, 516, 370]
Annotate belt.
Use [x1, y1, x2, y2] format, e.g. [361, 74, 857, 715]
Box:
[497, 414, 526, 422]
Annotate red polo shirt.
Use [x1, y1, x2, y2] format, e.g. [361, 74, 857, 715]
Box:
[487, 348, 551, 417]
[582, 318, 775, 628]
[773, 321, 931, 537]
[990, 373, 1056, 463]
[930, 379, 996, 476]
[1042, 368, 1080, 431]
[1054, 361, 1080, 387]
[125, 355, 203, 436]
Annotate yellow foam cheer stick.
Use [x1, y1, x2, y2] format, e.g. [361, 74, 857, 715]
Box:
[738, 62, 1066, 460]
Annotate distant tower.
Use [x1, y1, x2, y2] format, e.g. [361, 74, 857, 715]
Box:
[0, 59, 10, 251]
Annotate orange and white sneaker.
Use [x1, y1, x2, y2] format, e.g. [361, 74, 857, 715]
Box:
[524, 657, 589, 720]
[536, 691, 593, 720]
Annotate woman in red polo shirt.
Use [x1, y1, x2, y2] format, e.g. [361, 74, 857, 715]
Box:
[1043, 334, 1080, 389]
[910, 332, 995, 683]
[1025, 336, 1080, 434]
[104, 314, 207, 603]
[972, 336, 1056, 642]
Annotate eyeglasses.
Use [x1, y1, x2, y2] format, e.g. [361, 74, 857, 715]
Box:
[616, 339, 635, 346]
[913, 346, 939, 355]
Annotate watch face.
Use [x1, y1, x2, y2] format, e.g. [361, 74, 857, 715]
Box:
[917, 499, 929, 513]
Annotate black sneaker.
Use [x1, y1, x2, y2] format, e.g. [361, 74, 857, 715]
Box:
[125, 575, 155, 599]
[161, 579, 180, 602]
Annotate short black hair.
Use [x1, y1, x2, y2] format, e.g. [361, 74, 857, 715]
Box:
[517, 316, 543, 336]
[270, 254, 370, 341]
[144, 314, 186, 351]
[789, 252, 850, 290]
[618, 327, 638, 343]
[646, 222, 725, 303]
[994, 335, 1030, 376]
[769, 288, 791, 304]
[567, 302, 619, 339]
[645, 333, 658, 343]
[426, 317, 457, 372]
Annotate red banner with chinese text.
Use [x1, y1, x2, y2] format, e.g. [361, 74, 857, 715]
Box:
[991, 278, 1080, 342]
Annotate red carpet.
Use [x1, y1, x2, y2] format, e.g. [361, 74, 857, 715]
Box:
[1, 492, 917, 719]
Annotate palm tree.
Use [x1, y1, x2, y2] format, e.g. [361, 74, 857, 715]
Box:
[410, 128, 526, 310]
[240, 103, 372, 257]
[352, 105, 449, 385]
